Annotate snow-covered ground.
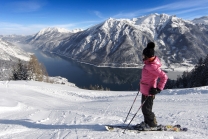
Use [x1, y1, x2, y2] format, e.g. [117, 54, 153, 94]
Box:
[0, 81, 207, 139]
[0, 38, 30, 61]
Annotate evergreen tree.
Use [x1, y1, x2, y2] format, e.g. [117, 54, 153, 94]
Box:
[12, 59, 28, 80]
[168, 56, 208, 89]
[202, 55, 208, 86]
[181, 71, 189, 88]
[175, 75, 182, 88]
[191, 58, 204, 87]
[164, 79, 175, 89]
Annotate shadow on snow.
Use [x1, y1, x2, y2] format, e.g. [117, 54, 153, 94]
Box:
[0, 119, 106, 131]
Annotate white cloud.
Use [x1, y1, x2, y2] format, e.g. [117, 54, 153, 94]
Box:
[8, 0, 46, 13]
[93, 11, 104, 19]
[113, 0, 208, 19]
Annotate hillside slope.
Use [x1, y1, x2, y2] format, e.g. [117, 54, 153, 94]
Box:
[0, 81, 207, 138]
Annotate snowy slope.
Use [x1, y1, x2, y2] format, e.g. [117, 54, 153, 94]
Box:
[0, 80, 207, 139]
[0, 38, 30, 61]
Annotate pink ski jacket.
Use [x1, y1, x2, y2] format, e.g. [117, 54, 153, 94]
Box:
[140, 56, 168, 96]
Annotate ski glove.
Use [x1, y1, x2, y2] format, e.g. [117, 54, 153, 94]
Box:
[149, 88, 161, 95]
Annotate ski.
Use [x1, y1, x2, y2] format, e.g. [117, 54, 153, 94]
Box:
[105, 124, 188, 132]
[105, 125, 140, 133]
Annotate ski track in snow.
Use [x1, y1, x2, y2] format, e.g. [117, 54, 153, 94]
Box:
[0, 81, 207, 139]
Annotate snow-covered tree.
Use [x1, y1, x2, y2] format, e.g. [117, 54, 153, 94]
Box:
[11, 59, 28, 80]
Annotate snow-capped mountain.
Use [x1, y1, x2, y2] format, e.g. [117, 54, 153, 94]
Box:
[53, 18, 151, 67]
[50, 13, 208, 70]
[192, 16, 208, 24]
[26, 27, 77, 51]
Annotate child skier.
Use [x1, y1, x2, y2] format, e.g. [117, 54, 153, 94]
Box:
[139, 42, 168, 127]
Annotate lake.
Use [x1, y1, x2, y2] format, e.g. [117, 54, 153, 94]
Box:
[22, 46, 182, 91]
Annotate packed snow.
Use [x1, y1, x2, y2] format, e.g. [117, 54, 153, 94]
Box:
[0, 80, 207, 139]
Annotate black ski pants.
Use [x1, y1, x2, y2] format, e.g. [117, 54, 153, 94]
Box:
[141, 94, 157, 127]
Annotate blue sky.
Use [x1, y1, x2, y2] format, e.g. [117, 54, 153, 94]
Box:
[0, 0, 208, 35]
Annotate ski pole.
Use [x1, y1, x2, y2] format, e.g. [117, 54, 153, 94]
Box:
[123, 91, 140, 124]
[123, 95, 149, 134]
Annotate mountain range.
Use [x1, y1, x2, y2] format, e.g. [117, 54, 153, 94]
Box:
[2, 13, 208, 71]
